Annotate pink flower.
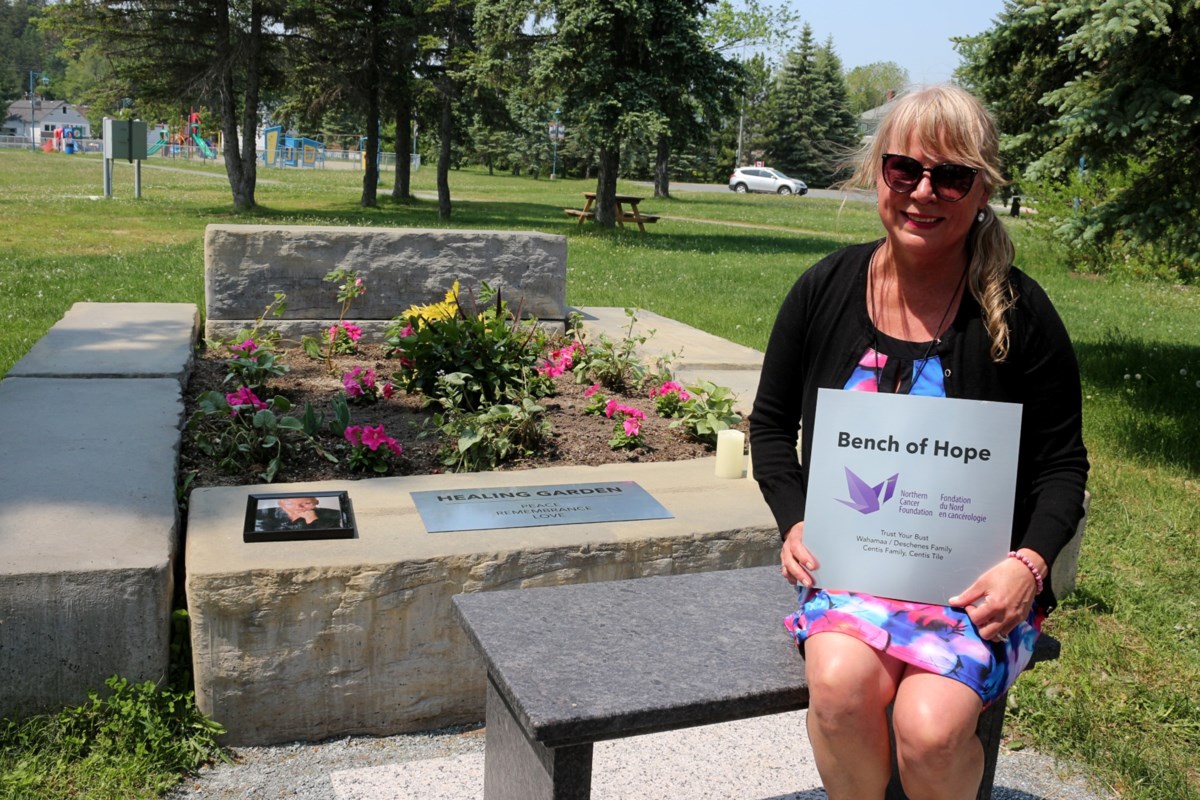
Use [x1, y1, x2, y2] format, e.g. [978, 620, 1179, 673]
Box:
[649, 380, 688, 400]
[344, 425, 363, 445]
[623, 417, 642, 437]
[604, 398, 619, 418]
[329, 321, 364, 343]
[226, 387, 267, 413]
[359, 424, 385, 451]
[342, 366, 377, 397]
[231, 339, 257, 354]
[538, 361, 566, 378]
[583, 383, 601, 398]
[365, 427, 403, 457]
[382, 382, 395, 399]
[355, 277, 365, 291]
[400, 322, 415, 338]
[342, 372, 364, 397]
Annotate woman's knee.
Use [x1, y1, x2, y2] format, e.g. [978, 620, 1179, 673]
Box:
[892, 678, 982, 766]
[804, 635, 897, 722]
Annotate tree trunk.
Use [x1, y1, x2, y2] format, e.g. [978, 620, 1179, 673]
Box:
[654, 133, 671, 199]
[437, 90, 452, 220]
[392, 103, 411, 199]
[216, 0, 257, 211]
[360, 0, 383, 208]
[594, 144, 620, 228]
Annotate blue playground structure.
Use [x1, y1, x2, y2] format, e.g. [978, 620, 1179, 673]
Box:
[262, 125, 325, 168]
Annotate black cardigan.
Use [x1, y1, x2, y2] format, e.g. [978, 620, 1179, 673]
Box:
[749, 241, 1089, 610]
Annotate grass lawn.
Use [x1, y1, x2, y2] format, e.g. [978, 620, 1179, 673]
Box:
[2, 149, 1198, 799]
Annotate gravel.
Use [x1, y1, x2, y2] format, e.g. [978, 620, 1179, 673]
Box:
[164, 713, 1114, 800]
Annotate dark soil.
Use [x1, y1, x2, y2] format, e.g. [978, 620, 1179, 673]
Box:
[180, 344, 743, 488]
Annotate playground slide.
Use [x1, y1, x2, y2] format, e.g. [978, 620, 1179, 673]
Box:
[192, 133, 216, 159]
[147, 139, 167, 156]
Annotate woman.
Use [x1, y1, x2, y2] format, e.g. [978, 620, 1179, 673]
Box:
[749, 85, 1088, 799]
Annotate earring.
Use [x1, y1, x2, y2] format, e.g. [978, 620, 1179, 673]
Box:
[976, 210, 986, 223]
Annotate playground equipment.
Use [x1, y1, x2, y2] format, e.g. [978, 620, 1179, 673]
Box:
[262, 125, 325, 168]
[146, 109, 216, 159]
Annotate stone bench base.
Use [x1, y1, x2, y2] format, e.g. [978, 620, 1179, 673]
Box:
[204, 225, 568, 343]
[184, 459, 777, 745]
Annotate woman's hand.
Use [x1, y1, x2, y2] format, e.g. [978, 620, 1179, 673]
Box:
[780, 521, 820, 587]
[949, 549, 1046, 641]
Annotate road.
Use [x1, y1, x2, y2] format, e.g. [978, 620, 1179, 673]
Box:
[630, 180, 873, 203]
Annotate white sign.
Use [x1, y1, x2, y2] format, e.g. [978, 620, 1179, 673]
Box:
[802, 389, 1022, 605]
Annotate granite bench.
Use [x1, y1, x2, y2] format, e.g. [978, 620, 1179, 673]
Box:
[203, 224, 569, 343]
[453, 500, 1088, 800]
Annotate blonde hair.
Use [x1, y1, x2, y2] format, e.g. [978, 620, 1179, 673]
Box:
[847, 84, 1016, 362]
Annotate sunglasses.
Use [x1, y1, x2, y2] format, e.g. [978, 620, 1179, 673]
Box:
[881, 153, 979, 202]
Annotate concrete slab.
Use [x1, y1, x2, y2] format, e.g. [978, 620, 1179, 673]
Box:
[0, 377, 184, 718]
[574, 307, 763, 371]
[185, 458, 777, 745]
[7, 302, 199, 380]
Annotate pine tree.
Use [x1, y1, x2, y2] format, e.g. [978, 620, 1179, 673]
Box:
[768, 26, 859, 187]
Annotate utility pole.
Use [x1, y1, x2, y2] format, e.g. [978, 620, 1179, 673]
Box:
[28, 70, 48, 151]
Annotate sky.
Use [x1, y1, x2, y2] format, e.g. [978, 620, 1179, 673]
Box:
[749, 1, 1010, 85]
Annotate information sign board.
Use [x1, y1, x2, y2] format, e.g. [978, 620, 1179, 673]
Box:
[802, 389, 1022, 605]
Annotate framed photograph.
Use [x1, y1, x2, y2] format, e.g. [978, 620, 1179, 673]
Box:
[243, 491, 356, 543]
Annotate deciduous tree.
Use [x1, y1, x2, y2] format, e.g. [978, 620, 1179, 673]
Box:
[845, 61, 909, 116]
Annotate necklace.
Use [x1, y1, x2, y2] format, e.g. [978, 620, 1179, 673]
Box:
[868, 247, 968, 393]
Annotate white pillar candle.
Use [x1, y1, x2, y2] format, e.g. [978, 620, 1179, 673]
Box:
[714, 429, 745, 479]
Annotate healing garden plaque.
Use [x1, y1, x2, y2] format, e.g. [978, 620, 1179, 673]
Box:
[411, 480, 673, 533]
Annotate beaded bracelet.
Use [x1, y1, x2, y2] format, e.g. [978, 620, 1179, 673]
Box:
[1008, 551, 1044, 594]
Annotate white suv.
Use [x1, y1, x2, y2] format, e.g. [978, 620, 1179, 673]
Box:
[728, 167, 808, 196]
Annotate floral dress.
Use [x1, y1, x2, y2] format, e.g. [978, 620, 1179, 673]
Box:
[784, 342, 1044, 705]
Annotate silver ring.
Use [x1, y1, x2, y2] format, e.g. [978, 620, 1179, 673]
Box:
[996, 633, 1008, 643]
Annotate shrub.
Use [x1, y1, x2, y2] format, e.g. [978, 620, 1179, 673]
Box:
[0, 676, 227, 798]
[670, 379, 742, 445]
[426, 372, 550, 472]
[570, 308, 653, 393]
[388, 282, 548, 407]
[223, 338, 289, 390]
[187, 389, 336, 483]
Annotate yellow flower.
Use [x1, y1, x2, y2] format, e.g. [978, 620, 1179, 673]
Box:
[402, 280, 460, 327]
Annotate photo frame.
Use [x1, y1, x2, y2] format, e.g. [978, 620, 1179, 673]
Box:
[243, 491, 356, 543]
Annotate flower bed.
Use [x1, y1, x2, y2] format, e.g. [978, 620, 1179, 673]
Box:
[180, 274, 746, 489]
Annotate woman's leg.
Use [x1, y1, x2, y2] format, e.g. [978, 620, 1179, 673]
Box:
[891, 668, 985, 800]
[803, 632, 904, 799]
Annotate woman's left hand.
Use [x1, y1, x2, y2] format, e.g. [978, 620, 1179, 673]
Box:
[948, 549, 1045, 642]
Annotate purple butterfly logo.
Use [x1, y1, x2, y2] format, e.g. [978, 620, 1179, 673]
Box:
[837, 468, 899, 515]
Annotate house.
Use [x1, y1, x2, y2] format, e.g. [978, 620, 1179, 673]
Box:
[858, 89, 907, 142]
[3, 100, 93, 146]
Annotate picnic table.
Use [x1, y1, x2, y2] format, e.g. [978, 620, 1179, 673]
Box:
[565, 192, 660, 232]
